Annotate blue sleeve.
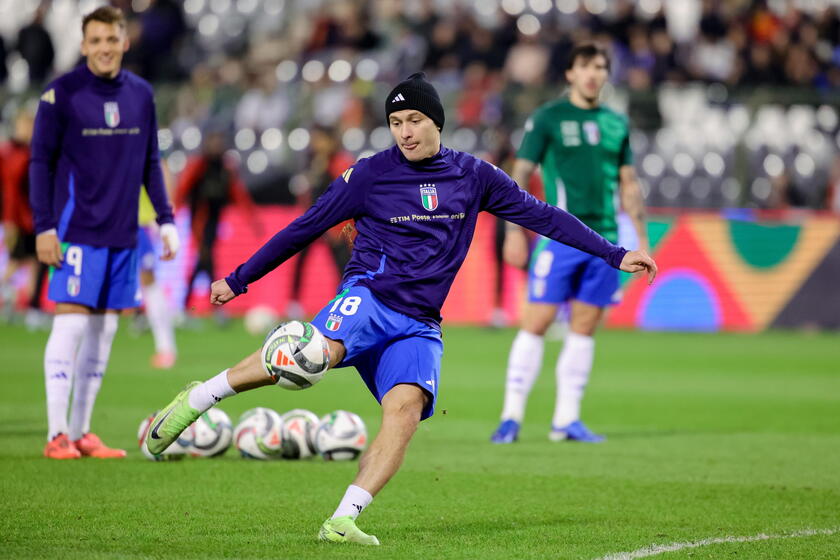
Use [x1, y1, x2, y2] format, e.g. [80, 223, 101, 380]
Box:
[478, 161, 627, 269]
[225, 165, 367, 294]
[29, 85, 63, 234]
[142, 90, 174, 225]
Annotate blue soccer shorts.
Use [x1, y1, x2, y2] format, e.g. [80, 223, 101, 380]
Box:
[137, 226, 157, 273]
[48, 242, 141, 310]
[528, 238, 620, 308]
[310, 285, 443, 420]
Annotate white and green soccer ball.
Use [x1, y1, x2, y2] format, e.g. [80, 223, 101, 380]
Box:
[137, 412, 189, 461]
[185, 407, 233, 457]
[233, 407, 284, 460]
[314, 410, 367, 461]
[279, 408, 319, 459]
[260, 321, 330, 390]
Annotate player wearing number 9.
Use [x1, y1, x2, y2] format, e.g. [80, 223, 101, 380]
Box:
[145, 72, 656, 545]
[29, 6, 178, 460]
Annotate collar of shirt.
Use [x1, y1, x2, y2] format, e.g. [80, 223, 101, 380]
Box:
[391, 144, 451, 171]
[82, 64, 125, 93]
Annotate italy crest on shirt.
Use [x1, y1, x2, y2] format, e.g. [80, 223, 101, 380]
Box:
[325, 314, 343, 331]
[420, 184, 438, 211]
[104, 101, 120, 128]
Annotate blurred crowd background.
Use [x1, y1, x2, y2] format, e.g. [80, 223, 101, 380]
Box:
[1, 0, 840, 331]
[2, 0, 840, 211]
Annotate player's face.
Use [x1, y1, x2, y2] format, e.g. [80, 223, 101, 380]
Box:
[566, 54, 609, 104]
[389, 110, 441, 162]
[81, 21, 129, 79]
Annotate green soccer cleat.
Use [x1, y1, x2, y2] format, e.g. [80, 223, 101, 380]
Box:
[318, 516, 380, 546]
[145, 381, 201, 455]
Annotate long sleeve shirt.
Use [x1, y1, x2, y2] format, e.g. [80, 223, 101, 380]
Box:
[227, 145, 627, 326]
[29, 64, 173, 248]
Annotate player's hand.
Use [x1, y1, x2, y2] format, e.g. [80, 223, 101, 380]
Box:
[619, 249, 657, 284]
[503, 228, 529, 269]
[210, 278, 236, 306]
[36, 230, 63, 267]
[160, 223, 180, 261]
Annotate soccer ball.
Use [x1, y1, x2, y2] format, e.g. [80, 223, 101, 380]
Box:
[233, 407, 284, 460]
[279, 408, 319, 459]
[314, 410, 368, 461]
[244, 305, 279, 336]
[261, 321, 330, 390]
[185, 407, 233, 457]
[136, 412, 189, 461]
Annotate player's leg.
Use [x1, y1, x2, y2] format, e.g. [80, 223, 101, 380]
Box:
[43, 302, 90, 459]
[320, 384, 426, 547]
[1, 250, 21, 318]
[146, 337, 346, 455]
[549, 300, 603, 441]
[491, 301, 556, 443]
[137, 227, 177, 368]
[142, 269, 177, 369]
[355, 383, 426, 493]
[550, 253, 618, 443]
[69, 309, 124, 457]
[43, 242, 112, 458]
[321, 330, 440, 546]
[68, 246, 145, 457]
[492, 240, 573, 443]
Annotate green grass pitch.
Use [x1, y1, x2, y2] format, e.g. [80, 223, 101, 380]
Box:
[1, 322, 838, 559]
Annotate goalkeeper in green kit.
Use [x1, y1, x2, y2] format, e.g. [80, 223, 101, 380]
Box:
[491, 42, 650, 444]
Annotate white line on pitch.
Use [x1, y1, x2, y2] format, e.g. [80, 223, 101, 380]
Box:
[593, 526, 840, 560]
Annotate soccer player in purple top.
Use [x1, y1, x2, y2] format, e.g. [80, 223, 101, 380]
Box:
[146, 72, 656, 545]
[31, 7, 179, 459]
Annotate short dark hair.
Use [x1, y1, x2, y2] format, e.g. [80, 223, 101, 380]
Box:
[566, 42, 611, 72]
[82, 6, 126, 34]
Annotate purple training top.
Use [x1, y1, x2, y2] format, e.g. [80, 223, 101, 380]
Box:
[227, 145, 627, 326]
[29, 65, 173, 248]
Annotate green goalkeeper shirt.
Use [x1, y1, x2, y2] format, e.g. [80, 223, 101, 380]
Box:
[517, 98, 633, 243]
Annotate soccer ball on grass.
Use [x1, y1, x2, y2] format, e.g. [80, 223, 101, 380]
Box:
[233, 407, 284, 460]
[314, 410, 368, 461]
[184, 407, 233, 457]
[279, 408, 319, 459]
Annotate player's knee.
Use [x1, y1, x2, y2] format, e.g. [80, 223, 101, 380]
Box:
[381, 384, 426, 422]
[521, 313, 554, 336]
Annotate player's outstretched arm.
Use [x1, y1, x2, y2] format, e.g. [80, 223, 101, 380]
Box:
[619, 249, 657, 284]
[210, 278, 235, 306]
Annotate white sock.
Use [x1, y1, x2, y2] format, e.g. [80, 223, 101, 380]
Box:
[68, 314, 119, 440]
[188, 369, 235, 412]
[553, 332, 595, 428]
[143, 282, 176, 354]
[331, 484, 373, 520]
[500, 330, 545, 422]
[44, 313, 89, 440]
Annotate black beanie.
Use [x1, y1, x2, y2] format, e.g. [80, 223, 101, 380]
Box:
[385, 72, 445, 130]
